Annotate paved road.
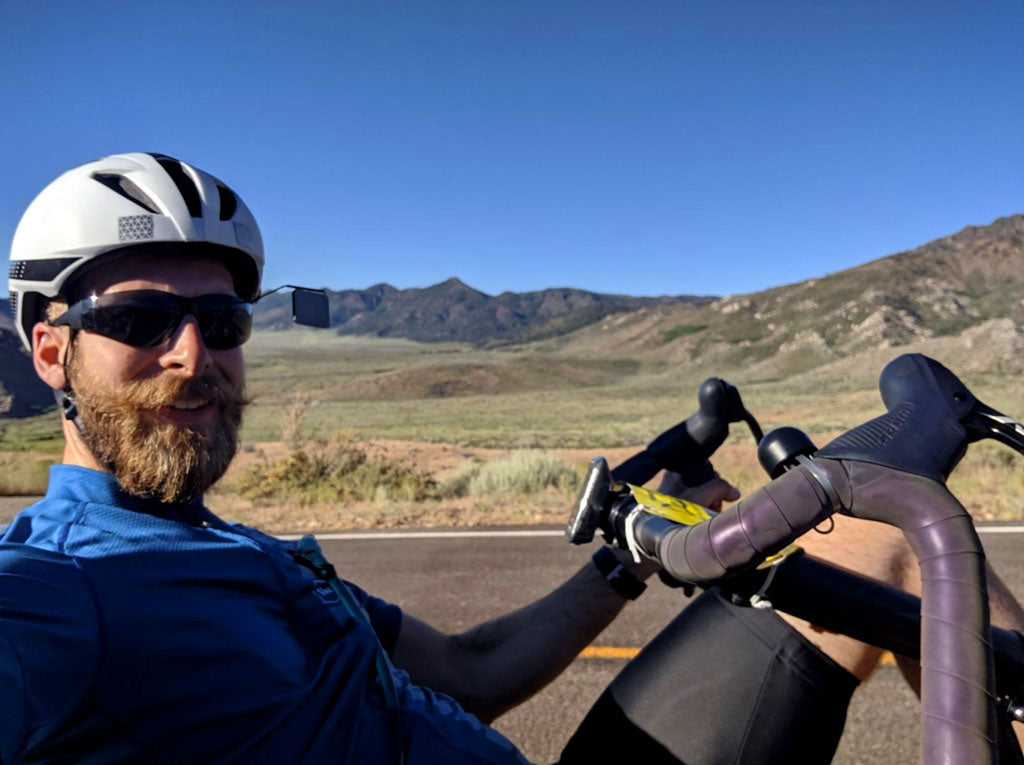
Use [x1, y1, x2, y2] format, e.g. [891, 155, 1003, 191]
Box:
[317, 527, 1024, 765]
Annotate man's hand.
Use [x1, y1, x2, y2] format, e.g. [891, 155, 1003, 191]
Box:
[659, 471, 741, 511]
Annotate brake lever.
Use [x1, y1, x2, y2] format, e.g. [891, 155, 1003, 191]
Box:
[643, 378, 763, 482]
[890, 353, 1024, 455]
[966, 405, 1024, 455]
[819, 354, 1022, 482]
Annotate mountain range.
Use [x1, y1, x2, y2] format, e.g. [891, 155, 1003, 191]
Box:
[553, 214, 1024, 384]
[252, 278, 710, 344]
[1, 213, 1021, 416]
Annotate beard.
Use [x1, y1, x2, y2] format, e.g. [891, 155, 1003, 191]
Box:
[68, 356, 247, 505]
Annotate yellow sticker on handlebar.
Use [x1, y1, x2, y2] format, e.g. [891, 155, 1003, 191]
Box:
[626, 484, 714, 526]
[757, 544, 803, 569]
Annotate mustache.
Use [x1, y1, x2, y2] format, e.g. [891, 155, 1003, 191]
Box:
[111, 371, 248, 413]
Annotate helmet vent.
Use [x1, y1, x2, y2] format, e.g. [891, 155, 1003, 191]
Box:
[91, 173, 160, 214]
[148, 153, 202, 218]
[8, 257, 80, 282]
[9, 291, 18, 322]
[217, 184, 238, 221]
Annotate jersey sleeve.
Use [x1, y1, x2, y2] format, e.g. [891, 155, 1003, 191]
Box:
[0, 546, 99, 762]
[342, 580, 404, 655]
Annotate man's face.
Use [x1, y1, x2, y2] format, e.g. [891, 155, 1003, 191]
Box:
[64, 255, 248, 503]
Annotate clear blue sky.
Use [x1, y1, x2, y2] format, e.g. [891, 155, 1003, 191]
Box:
[1, 1, 1021, 298]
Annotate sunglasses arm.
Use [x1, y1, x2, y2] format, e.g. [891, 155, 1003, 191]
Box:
[47, 293, 99, 330]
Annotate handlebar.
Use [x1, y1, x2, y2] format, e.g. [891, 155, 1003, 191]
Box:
[613, 377, 762, 487]
[630, 457, 845, 582]
[570, 354, 1024, 765]
[569, 377, 762, 546]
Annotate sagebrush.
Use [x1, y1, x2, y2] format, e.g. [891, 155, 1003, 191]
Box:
[239, 437, 437, 505]
[443, 451, 579, 497]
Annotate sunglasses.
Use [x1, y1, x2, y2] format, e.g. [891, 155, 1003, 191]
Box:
[50, 290, 254, 349]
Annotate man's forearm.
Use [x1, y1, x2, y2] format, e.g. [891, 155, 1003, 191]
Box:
[390, 474, 738, 722]
[394, 548, 656, 723]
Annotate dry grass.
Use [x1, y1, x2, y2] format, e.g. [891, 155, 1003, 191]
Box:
[207, 487, 575, 534]
[224, 439, 587, 528]
[279, 394, 312, 450]
[0, 451, 59, 495]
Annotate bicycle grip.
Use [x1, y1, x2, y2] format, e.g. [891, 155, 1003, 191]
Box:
[633, 458, 849, 583]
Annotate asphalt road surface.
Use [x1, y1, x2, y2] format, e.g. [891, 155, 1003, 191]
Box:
[314, 526, 1024, 765]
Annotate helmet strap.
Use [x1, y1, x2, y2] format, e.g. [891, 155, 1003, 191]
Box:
[58, 328, 87, 437]
[57, 388, 85, 435]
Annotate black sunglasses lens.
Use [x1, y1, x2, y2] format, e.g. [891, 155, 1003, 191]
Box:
[196, 300, 253, 350]
[75, 292, 253, 349]
[82, 305, 181, 347]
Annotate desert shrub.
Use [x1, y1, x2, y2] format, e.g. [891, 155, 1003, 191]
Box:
[439, 459, 482, 498]
[280, 395, 311, 450]
[239, 437, 437, 505]
[444, 451, 579, 497]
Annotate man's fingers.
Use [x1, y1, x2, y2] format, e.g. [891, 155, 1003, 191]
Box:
[683, 476, 742, 508]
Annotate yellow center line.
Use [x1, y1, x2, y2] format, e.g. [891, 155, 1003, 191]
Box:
[580, 646, 898, 665]
[580, 646, 640, 660]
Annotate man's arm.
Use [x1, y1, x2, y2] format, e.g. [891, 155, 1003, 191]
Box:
[390, 476, 738, 723]
[392, 547, 652, 723]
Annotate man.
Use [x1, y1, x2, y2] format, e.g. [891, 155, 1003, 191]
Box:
[1, 152, 739, 763]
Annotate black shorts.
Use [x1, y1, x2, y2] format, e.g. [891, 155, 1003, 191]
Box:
[560, 587, 859, 765]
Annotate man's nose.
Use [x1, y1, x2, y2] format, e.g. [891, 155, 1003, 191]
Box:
[158, 315, 211, 376]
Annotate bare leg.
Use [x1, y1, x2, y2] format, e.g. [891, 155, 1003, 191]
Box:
[780, 517, 1024, 746]
[772, 516, 917, 680]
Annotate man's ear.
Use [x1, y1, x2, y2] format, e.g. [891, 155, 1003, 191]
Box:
[32, 321, 70, 390]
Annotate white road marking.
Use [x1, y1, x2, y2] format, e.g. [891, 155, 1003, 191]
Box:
[277, 529, 566, 541]
[280, 525, 1024, 541]
[977, 525, 1024, 534]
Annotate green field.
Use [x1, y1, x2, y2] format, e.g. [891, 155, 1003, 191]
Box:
[3, 329, 1024, 526]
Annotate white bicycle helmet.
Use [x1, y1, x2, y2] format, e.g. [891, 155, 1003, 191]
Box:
[8, 152, 264, 351]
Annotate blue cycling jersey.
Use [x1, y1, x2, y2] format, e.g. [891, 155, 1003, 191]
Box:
[0, 465, 529, 764]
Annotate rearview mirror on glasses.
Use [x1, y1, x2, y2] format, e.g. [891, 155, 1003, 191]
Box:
[292, 288, 330, 328]
[258, 285, 331, 329]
